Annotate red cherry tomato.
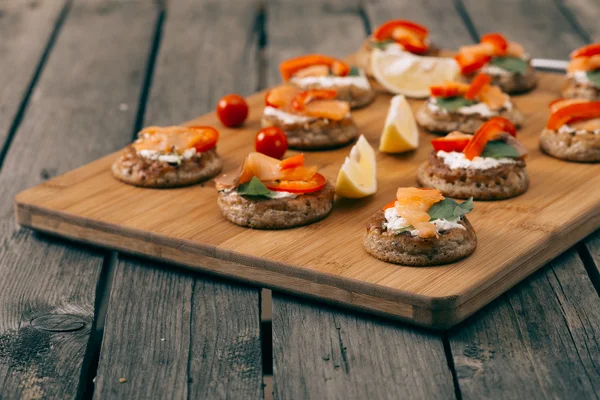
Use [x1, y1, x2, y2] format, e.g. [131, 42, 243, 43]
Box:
[216, 94, 249, 127]
[255, 127, 288, 159]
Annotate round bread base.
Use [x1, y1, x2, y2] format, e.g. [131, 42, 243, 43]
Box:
[364, 212, 477, 266]
[415, 104, 524, 135]
[417, 162, 529, 200]
[540, 129, 600, 163]
[261, 116, 358, 150]
[291, 81, 375, 109]
[561, 77, 600, 100]
[218, 182, 335, 229]
[463, 64, 537, 94]
[112, 148, 223, 188]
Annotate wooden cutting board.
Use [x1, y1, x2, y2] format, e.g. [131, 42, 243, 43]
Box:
[14, 71, 600, 329]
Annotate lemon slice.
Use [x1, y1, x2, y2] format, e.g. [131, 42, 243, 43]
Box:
[371, 49, 459, 98]
[379, 95, 419, 153]
[335, 135, 377, 198]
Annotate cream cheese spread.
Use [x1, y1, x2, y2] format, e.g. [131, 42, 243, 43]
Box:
[558, 124, 600, 135]
[263, 106, 314, 124]
[138, 147, 197, 163]
[436, 150, 516, 170]
[383, 207, 464, 236]
[291, 70, 371, 90]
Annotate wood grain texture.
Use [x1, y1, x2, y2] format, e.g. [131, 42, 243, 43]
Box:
[272, 295, 455, 399]
[459, 0, 584, 59]
[0, 0, 66, 148]
[449, 249, 600, 399]
[144, 0, 261, 125]
[364, 0, 474, 49]
[94, 0, 264, 398]
[94, 258, 263, 399]
[0, 0, 157, 398]
[561, 0, 600, 41]
[15, 70, 600, 328]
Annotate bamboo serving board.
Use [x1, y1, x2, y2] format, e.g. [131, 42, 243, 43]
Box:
[14, 71, 600, 329]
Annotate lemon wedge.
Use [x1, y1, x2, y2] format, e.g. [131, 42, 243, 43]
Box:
[379, 95, 419, 153]
[335, 135, 377, 198]
[371, 49, 459, 98]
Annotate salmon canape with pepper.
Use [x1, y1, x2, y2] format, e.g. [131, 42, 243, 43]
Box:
[262, 85, 358, 150]
[356, 20, 439, 78]
[417, 118, 529, 200]
[416, 73, 524, 134]
[364, 187, 476, 266]
[540, 99, 600, 162]
[112, 125, 222, 188]
[280, 54, 374, 109]
[454, 33, 536, 94]
[214, 152, 334, 229]
[563, 43, 600, 100]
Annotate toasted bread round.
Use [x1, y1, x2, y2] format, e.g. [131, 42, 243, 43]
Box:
[112, 146, 222, 188]
[561, 77, 600, 100]
[364, 210, 477, 266]
[540, 128, 600, 162]
[290, 80, 375, 109]
[217, 182, 334, 229]
[415, 103, 524, 134]
[355, 38, 441, 78]
[416, 151, 529, 200]
[261, 114, 358, 150]
[463, 63, 537, 94]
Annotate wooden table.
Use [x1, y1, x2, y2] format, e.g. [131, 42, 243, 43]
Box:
[1, 0, 599, 398]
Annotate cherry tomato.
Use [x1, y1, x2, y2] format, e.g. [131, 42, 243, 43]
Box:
[255, 127, 288, 159]
[216, 94, 249, 127]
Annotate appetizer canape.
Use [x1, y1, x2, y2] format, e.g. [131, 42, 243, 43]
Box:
[364, 187, 476, 266]
[416, 73, 524, 134]
[563, 43, 600, 100]
[454, 33, 536, 94]
[214, 152, 334, 229]
[280, 54, 375, 109]
[262, 85, 358, 150]
[356, 20, 439, 78]
[112, 125, 222, 188]
[540, 99, 600, 162]
[417, 117, 529, 200]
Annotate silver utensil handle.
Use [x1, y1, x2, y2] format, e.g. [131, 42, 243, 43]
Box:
[531, 58, 569, 71]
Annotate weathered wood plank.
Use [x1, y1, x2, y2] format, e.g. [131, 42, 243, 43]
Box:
[459, 0, 585, 58]
[94, 0, 264, 398]
[265, 0, 364, 86]
[272, 297, 455, 399]
[0, 1, 157, 398]
[0, 0, 67, 151]
[94, 258, 263, 399]
[364, 0, 474, 49]
[268, 1, 456, 398]
[560, 0, 600, 42]
[449, 249, 600, 399]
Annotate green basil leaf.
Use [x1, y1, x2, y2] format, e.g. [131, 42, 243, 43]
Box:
[427, 198, 474, 221]
[480, 140, 520, 159]
[453, 197, 474, 219]
[586, 70, 600, 88]
[489, 56, 528, 75]
[348, 66, 361, 76]
[434, 96, 477, 112]
[237, 177, 279, 198]
[371, 39, 395, 50]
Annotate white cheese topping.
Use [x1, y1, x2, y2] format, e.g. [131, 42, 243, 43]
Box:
[138, 147, 198, 163]
[558, 124, 600, 135]
[436, 150, 516, 170]
[383, 207, 465, 236]
[263, 106, 314, 124]
[481, 64, 512, 76]
[568, 70, 591, 85]
[225, 188, 297, 199]
[291, 70, 371, 90]
[428, 98, 512, 116]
